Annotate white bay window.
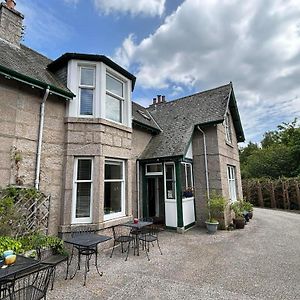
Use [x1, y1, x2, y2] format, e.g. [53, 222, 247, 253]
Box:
[72, 158, 93, 223]
[104, 159, 125, 220]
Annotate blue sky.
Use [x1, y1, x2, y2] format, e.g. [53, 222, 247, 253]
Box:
[17, 0, 300, 144]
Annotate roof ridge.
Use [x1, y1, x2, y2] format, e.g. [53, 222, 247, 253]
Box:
[20, 43, 52, 63]
[146, 82, 231, 110]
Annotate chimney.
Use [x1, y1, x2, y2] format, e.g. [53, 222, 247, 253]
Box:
[149, 95, 167, 108]
[0, 0, 24, 47]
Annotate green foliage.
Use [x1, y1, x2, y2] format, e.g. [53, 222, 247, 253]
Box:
[0, 186, 44, 237]
[207, 192, 227, 222]
[243, 201, 253, 212]
[240, 119, 300, 179]
[0, 236, 22, 255]
[231, 201, 244, 219]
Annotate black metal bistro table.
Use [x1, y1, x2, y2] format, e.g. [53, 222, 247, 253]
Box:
[125, 221, 153, 256]
[0, 255, 40, 282]
[64, 233, 111, 286]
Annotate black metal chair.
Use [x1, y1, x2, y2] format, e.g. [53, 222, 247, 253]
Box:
[70, 226, 96, 274]
[110, 225, 134, 261]
[138, 221, 163, 261]
[0, 263, 54, 300]
[36, 247, 69, 290]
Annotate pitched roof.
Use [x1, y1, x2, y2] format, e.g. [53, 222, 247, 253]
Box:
[0, 40, 73, 98]
[48, 53, 136, 91]
[132, 101, 161, 133]
[139, 83, 245, 160]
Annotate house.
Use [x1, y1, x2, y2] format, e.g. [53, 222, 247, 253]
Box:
[0, 1, 245, 235]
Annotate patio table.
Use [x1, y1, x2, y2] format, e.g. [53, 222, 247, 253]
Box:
[0, 255, 40, 281]
[124, 221, 153, 256]
[64, 233, 111, 286]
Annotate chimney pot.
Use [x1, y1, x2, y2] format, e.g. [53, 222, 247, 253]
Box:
[162, 95, 166, 103]
[157, 95, 162, 103]
[152, 98, 156, 104]
[6, 0, 16, 9]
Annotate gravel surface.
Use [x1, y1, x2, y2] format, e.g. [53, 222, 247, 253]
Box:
[48, 208, 300, 299]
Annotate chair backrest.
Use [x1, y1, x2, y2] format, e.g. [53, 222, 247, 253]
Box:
[1, 264, 54, 300]
[112, 225, 130, 239]
[140, 217, 154, 223]
[71, 226, 94, 237]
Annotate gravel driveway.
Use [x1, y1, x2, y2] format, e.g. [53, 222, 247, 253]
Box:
[48, 208, 300, 299]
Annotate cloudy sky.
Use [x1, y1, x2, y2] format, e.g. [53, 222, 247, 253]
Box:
[17, 0, 300, 143]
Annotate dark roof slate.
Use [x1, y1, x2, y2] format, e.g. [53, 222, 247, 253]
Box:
[0, 40, 72, 97]
[140, 83, 242, 160]
[132, 101, 161, 132]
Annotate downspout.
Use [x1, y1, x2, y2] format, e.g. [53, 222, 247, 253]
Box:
[197, 126, 210, 218]
[35, 87, 50, 190]
[136, 160, 140, 218]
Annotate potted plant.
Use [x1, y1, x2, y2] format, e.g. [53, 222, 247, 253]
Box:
[231, 201, 245, 229]
[205, 193, 226, 234]
[243, 201, 254, 219]
[182, 187, 194, 198]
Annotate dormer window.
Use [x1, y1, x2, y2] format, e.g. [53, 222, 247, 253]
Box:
[224, 112, 232, 144]
[79, 66, 95, 116]
[106, 74, 124, 123]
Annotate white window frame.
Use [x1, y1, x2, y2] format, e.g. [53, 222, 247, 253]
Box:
[105, 72, 125, 124]
[104, 159, 126, 221]
[227, 165, 237, 203]
[78, 66, 96, 117]
[224, 112, 232, 144]
[72, 157, 93, 224]
[145, 163, 163, 176]
[181, 162, 193, 190]
[164, 162, 176, 200]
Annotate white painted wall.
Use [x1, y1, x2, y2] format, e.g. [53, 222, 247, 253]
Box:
[185, 141, 193, 159]
[182, 197, 195, 226]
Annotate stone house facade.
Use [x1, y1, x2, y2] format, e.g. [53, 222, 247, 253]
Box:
[0, 1, 245, 235]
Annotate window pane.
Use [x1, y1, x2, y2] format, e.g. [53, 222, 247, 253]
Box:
[166, 181, 175, 199]
[76, 182, 91, 218]
[166, 165, 174, 180]
[105, 161, 123, 180]
[146, 164, 162, 174]
[81, 68, 94, 86]
[187, 164, 192, 187]
[80, 89, 93, 115]
[77, 159, 92, 180]
[106, 94, 122, 123]
[104, 182, 122, 214]
[106, 74, 123, 97]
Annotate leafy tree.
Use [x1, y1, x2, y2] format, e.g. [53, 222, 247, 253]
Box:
[240, 119, 300, 179]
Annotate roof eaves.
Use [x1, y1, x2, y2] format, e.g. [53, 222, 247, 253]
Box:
[47, 53, 136, 91]
[0, 64, 74, 99]
[132, 119, 161, 134]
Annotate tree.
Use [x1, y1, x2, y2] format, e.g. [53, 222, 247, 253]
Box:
[240, 119, 300, 179]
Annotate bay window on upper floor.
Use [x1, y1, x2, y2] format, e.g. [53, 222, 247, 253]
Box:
[67, 60, 132, 127]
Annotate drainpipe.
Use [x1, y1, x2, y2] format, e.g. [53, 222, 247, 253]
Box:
[197, 126, 210, 218]
[136, 160, 140, 218]
[35, 87, 50, 190]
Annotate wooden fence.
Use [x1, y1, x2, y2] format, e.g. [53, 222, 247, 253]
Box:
[242, 178, 300, 210]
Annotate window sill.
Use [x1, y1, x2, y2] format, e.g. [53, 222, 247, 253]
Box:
[225, 141, 234, 148]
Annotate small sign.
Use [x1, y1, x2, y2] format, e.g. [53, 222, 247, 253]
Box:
[167, 190, 173, 198]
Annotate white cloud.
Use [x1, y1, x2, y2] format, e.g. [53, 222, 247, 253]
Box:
[115, 0, 300, 142]
[93, 0, 165, 17]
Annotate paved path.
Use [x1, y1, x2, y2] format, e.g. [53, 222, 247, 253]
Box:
[48, 208, 300, 299]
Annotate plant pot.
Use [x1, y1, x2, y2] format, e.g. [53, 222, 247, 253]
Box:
[233, 218, 245, 229]
[243, 212, 250, 222]
[205, 221, 219, 234]
[248, 211, 253, 219]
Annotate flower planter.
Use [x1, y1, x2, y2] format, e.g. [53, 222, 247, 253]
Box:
[205, 221, 219, 234]
[248, 211, 253, 219]
[233, 218, 245, 229]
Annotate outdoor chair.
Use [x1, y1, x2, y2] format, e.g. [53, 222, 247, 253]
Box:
[36, 247, 69, 290]
[70, 226, 96, 272]
[110, 225, 134, 261]
[0, 263, 54, 300]
[138, 222, 163, 261]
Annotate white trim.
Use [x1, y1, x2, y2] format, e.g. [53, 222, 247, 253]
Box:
[227, 165, 237, 202]
[72, 157, 93, 224]
[164, 162, 176, 201]
[145, 163, 163, 176]
[104, 159, 126, 221]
